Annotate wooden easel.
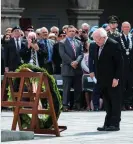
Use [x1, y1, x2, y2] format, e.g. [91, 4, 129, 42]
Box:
[1, 69, 67, 136]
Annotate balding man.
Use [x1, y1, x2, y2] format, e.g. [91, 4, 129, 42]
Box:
[92, 28, 123, 131]
[117, 22, 133, 110]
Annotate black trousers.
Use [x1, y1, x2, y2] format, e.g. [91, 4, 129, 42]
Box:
[62, 75, 82, 107]
[101, 84, 122, 127]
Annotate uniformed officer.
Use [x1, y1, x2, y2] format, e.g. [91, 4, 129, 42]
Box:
[107, 15, 120, 40]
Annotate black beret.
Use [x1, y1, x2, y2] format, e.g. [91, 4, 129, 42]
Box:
[58, 30, 66, 36]
[107, 15, 119, 23]
[11, 26, 21, 32]
[25, 25, 34, 31]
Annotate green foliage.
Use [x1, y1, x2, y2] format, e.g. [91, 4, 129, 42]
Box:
[8, 64, 62, 129]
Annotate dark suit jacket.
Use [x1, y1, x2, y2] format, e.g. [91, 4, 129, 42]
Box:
[116, 33, 133, 72]
[52, 42, 62, 74]
[20, 41, 46, 68]
[59, 38, 83, 76]
[4, 38, 23, 71]
[89, 42, 96, 74]
[93, 38, 123, 87]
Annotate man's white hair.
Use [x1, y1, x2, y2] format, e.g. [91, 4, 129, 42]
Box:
[28, 32, 36, 39]
[50, 26, 59, 32]
[81, 23, 90, 29]
[40, 27, 48, 33]
[122, 21, 131, 28]
[92, 28, 107, 38]
[36, 28, 41, 34]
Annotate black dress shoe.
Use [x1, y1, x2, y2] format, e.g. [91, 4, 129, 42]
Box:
[106, 126, 120, 131]
[97, 126, 108, 131]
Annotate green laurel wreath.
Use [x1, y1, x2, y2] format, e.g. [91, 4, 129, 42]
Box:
[8, 64, 62, 129]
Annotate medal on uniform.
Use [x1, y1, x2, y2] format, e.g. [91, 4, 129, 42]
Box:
[126, 51, 129, 55]
[120, 33, 132, 55]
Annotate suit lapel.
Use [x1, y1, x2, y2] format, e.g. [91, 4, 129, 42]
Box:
[65, 38, 75, 58]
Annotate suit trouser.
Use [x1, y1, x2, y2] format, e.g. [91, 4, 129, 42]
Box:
[92, 84, 101, 109]
[123, 74, 133, 106]
[101, 84, 122, 127]
[62, 76, 82, 106]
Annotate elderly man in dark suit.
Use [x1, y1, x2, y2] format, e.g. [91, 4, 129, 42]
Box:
[4, 26, 23, 72]
[116, 22, 133, 110]
[38, 27, 55, 74]
[92, 28, 123, 131]
[59, 25, 83, 111]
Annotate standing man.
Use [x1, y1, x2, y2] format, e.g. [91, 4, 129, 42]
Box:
[107, 15, 120, 40]
[92, 28, 123, 131]
[4, 26, 23, 72]
[38, 27, 55, 74]
[59, 25, 83, 111]
[117, 22, 133, 110]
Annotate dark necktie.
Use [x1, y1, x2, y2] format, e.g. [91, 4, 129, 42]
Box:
[16, 38, 20, 51]
[126, 36, 129, 48]
[32, 49, 36, 65]
[44, 39, 51, 62]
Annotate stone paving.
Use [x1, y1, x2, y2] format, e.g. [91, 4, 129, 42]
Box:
[1, 111, 133, 144]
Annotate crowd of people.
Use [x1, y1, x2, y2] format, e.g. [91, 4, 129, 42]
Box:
[1, 15, 133, 115]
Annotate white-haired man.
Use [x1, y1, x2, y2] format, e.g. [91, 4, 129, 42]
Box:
[20, 32, 45, 68]
[81, 23, 90, 34]
[38, 27, 55, 74]
[92, 28, 123, 131]
[50, 26, 59, 36]
[117, 22, 133, 110]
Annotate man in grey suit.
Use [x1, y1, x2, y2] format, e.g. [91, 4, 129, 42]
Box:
[59, 25, 83, 111]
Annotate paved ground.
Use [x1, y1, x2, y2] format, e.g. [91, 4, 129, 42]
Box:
[1, 111, 133, 144]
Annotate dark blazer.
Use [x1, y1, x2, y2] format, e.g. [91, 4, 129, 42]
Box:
[116, 33, 133, 71]
[20, 41, 46, 68]
[4, 38, 23, 71]
[52, 42, 62, 74]
[59, 38, 83, 76]
[93, 38, 123, 87]
[89, 42, 96, 74]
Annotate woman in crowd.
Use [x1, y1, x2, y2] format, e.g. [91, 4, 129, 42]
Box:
[81, 41, 94, 111]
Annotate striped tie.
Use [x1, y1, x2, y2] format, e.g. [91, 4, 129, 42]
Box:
[32, 49, 36, 65]
[71, 40, 76, 57]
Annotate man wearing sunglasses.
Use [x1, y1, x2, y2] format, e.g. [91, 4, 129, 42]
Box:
[107, 15, 120, 40]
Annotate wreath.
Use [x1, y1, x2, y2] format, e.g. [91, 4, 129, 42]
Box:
[8, 64, 62, 129]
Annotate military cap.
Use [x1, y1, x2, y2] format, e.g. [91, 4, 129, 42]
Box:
[11, 26, 21, 32]
[58, 30, 66, 36]
[25, 25, 34, 31]
[107, 15, 119, 23]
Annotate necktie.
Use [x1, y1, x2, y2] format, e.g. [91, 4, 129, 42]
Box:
[126, 36, 129, 48]
[16, 38, 20, 51]
[71, 40, 76, 57]
[44, 39, 51, 62]
[98, 47, 103, 59]
[32, 49, 36, 65]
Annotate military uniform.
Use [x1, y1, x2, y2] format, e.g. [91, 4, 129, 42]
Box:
[107, 15, 120, 40]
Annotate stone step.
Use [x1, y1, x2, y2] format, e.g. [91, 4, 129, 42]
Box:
[1, 130, 34, 142]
